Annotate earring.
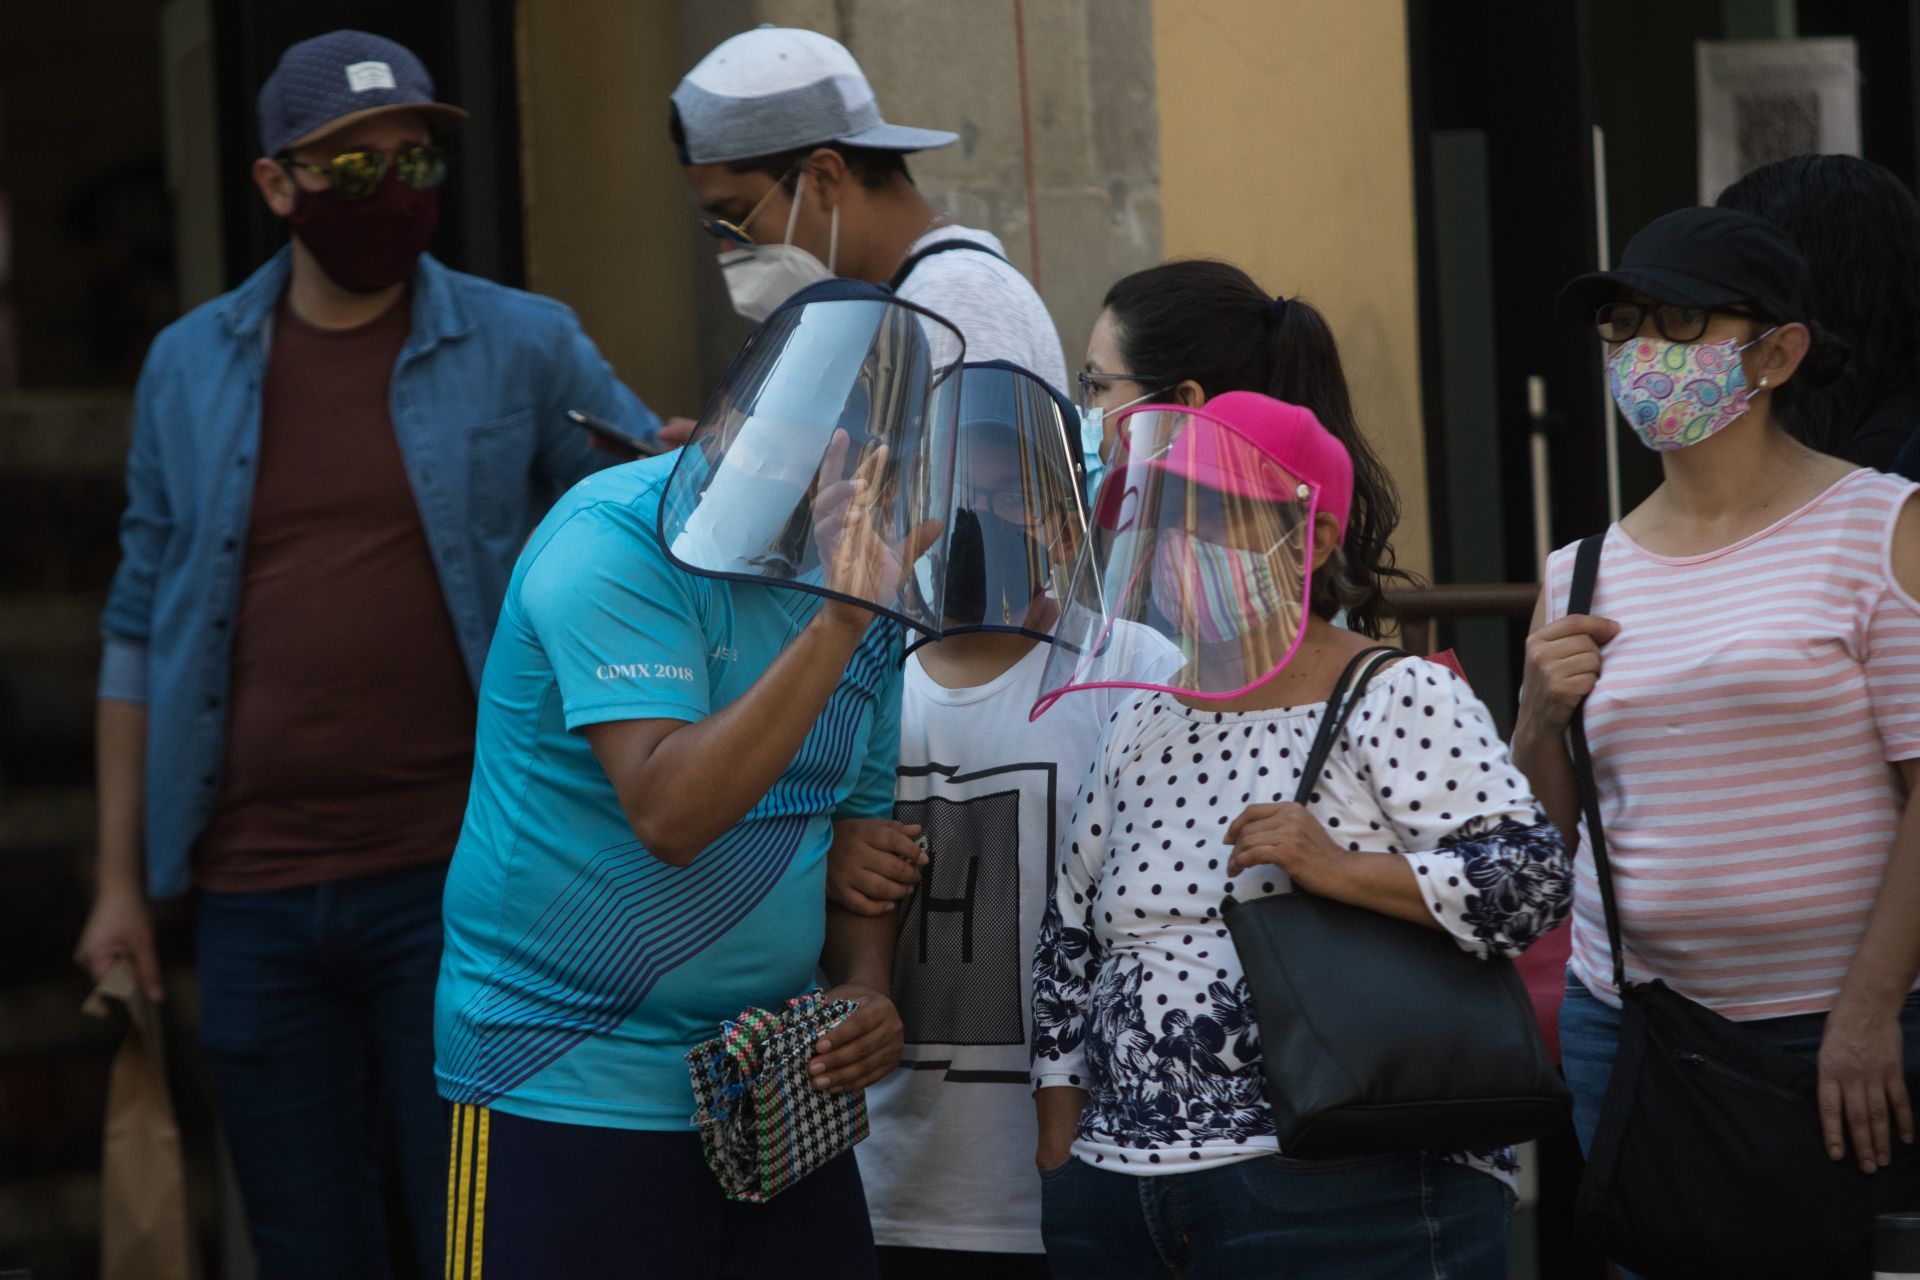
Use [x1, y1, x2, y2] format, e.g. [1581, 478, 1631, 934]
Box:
[1758, 376, 1770, 388]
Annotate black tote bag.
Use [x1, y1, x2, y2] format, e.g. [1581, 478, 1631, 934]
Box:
[1565, 532, 1920, 1279]
[1224, 647, 1570, 1159]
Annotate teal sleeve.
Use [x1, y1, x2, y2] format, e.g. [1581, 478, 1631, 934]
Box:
[836, 632, 904, 819]
[518, 506, 711, 731]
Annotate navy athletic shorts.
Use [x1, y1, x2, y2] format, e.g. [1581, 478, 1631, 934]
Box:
[444, 1102, 878, 1279]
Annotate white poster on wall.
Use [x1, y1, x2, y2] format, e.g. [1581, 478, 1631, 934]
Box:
[1696, 37, 1860, 205]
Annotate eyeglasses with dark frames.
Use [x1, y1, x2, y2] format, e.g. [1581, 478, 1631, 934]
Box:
[1594, 301, 1766, 345]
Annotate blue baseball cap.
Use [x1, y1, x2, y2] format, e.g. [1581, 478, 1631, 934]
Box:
[257, 30, 468, 157]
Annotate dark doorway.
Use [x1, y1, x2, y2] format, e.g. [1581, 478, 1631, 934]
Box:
[0, 2, 176, 389]
[1407, 0, 1607, 727]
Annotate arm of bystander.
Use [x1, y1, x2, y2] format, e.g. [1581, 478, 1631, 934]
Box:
[535, 305, 663, 495]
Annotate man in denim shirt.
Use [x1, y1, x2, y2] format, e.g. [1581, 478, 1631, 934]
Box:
[71, 31, 658, 1279]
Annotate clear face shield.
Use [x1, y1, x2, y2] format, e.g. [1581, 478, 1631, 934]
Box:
[1033, 405, 1325, 717]
[914, 360, 1089, 648]
[658, 291, 966, 632]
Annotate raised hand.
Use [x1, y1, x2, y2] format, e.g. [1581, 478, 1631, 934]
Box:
[812, 434, 943, 633]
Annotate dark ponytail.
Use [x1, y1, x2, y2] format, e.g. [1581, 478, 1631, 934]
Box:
[1101, 259, 1416, 638]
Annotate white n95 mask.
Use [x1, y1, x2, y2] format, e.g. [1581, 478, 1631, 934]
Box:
[719, 172, 840, 323]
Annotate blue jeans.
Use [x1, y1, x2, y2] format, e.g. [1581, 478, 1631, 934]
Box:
[196, 861, 449, 1280]
[1039, 1151, 1512, 1279]
[1558, 976, 1920, 1280]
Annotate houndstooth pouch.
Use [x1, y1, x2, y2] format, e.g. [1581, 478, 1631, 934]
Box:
[686, 992, 870, 1202]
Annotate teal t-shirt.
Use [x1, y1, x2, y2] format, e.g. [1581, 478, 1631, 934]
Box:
[433, 455, 903, 1129]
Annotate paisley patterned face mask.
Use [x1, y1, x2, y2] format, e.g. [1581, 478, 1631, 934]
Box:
[1606, 329, 1775, 452]
[1149, 525, 1300, 645]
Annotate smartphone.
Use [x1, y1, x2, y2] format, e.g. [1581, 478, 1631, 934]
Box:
[568, 408, 664, 458]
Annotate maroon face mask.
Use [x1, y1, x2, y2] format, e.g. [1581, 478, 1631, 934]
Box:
[289, 173, 439, 294]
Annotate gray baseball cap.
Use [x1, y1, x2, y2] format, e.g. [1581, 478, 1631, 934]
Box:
[257, 30, 467, 157]
[671, 26, 958, 166]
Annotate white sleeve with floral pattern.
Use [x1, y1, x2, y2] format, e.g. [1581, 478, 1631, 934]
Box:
[1029, 747, 1113, 1091]
[1339, 661, 1571, 960]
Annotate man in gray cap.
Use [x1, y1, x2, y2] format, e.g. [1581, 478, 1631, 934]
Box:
[73, 29, 658, 1278]
[663, 25, 1066, 443]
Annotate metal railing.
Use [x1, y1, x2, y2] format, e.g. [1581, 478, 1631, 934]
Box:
[1386, 583, 1540, 656]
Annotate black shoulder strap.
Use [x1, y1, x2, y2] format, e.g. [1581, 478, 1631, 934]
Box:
[1294, 646, 1406, 806]
[886, 239, 1010, 291]
[1565, 533, 1627, 991]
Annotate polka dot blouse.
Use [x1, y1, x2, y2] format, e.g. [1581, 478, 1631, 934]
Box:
[1029, 657, 1570, 1187]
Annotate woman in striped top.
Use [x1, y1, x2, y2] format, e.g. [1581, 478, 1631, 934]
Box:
[1514, 206, 1920, 1204]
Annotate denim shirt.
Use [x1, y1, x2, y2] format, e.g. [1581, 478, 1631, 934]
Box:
[99, 247, 660, 897]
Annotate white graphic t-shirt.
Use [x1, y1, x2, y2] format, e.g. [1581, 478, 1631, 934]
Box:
[858, 635, 1175, 1252]
[894, 225, 1068, 392]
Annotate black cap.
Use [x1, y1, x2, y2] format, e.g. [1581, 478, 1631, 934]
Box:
[1557, 206, 1812, 327]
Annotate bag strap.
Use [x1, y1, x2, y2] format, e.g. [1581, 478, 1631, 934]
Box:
[1293, 646, 1406, 806]
[886, 238, 1010, 291]
[1565, 533, 1628, 992]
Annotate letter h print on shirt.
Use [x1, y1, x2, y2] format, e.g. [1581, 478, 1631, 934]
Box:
[892, 761, 1054, 1048]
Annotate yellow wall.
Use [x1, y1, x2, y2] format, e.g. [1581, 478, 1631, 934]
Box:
[1151, 0, 1431, 578]
[516, 0, 703, 418]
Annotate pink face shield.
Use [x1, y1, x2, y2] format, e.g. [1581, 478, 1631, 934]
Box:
[1031, 394, 1353, 718]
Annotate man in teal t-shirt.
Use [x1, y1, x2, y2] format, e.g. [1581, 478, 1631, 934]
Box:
[435, 449, 901, 1114]
[435, 445, 919, 1277]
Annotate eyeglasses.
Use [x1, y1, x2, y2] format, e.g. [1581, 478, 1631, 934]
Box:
[1162, 488, 1304, 547]
[1076, 370, 1168, 409]
[277, 144, 448, 201]
[700, 164, 802, 246]
[1594, 301, 1765, 344]
[965, 488, 1042, 522]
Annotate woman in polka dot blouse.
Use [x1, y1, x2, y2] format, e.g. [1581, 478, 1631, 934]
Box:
[1031, 284, 1572, 1279]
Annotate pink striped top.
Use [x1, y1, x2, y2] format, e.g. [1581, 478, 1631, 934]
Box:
[1544, 469, 1920, 1019]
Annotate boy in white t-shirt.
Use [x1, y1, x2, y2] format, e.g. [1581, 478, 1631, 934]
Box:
[830, 363, 1174, 1278]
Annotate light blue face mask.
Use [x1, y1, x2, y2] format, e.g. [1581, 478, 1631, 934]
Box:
[1077, 389, 1161, 505]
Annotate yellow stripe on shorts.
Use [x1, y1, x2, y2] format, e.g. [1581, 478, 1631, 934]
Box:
[448, 1103, 496, 1280]
[445, 1104, 463, 1279]
[471, 1106, 490, 1279]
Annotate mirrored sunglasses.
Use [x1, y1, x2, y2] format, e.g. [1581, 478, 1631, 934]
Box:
[278, 144, 449, 201]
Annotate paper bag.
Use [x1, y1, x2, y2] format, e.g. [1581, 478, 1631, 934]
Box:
[82, 959, 195, 1280]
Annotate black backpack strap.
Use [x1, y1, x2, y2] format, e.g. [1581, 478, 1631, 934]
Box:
[1293, 647, 1406, 806]
[1564, 533, 1627, 992]
[886, 239, 1010, 291]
